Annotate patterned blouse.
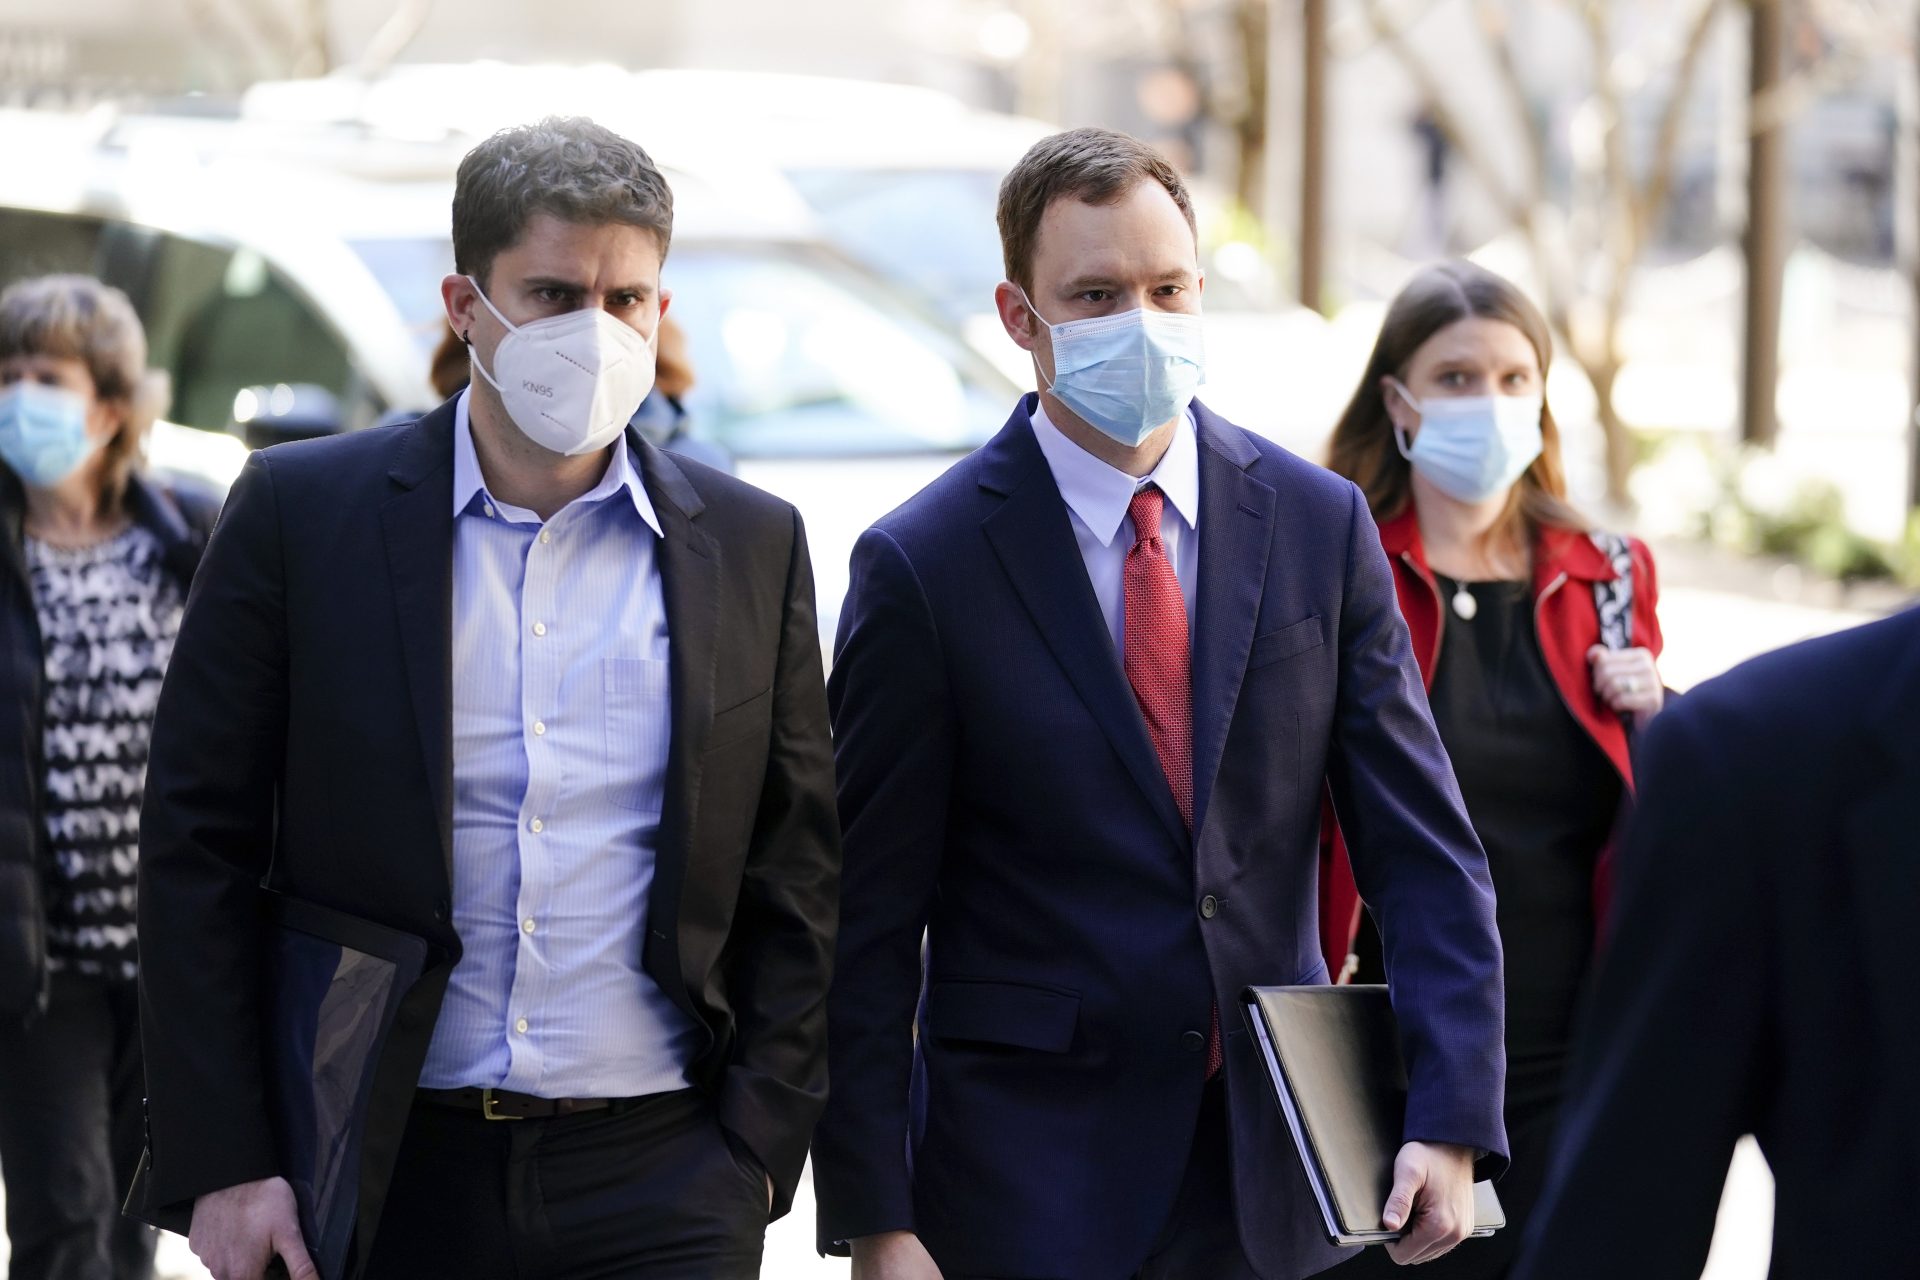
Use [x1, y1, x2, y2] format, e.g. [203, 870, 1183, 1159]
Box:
[27, 523, 184, 983]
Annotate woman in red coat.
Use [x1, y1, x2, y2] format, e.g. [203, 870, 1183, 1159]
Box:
[1321, 261, 1663, 1278]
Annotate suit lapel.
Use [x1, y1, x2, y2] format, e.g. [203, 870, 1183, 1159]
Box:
[979, 409, 1189, 850]
[637, 437, 718, 1020]
[380, 408, 457, 883]
[1190, 408, 1273, 835]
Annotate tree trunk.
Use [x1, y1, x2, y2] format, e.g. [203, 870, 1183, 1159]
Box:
[1906, 4, 1920, 510]
[1588, 358, 1636, 508]
[1234, 0, 1270, 222]
[1300, 0, 1329, 314]
[1742, 0, 1788, 448]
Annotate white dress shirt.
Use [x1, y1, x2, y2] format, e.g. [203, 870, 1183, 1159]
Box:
[1029, 400, 1201, 654]
[418, 392, 702, 1098]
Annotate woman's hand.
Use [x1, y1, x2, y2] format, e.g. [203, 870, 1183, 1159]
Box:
[1587, 645, 1663, 730]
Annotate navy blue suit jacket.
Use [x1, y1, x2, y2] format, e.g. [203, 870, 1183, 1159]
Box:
[1516, 606, 1920, 1279]
[813, 398, 1506, 1279]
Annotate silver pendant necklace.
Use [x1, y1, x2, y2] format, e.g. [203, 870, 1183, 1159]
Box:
[1450, 581, 1478, 620]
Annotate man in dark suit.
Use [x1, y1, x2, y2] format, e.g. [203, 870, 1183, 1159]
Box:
[1515, 606, 1920, 1278]
[812, 127, 1507, 1280]
[135, 118, 840, 1280]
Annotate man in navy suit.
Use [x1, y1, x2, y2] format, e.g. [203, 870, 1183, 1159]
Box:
[1515, 607, 1920, 1278]
[812, 128, 1507, 1280]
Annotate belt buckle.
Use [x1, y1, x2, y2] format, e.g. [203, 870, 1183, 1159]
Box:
[480, 1087, 524, 1122]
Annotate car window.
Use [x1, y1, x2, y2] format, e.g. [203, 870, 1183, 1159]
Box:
[0, 207, 108, 291]
[662, 243, 1009, 457]
[349, 235, 457, 360]
[140, 235, 365, 432]
[784, 168, 1006, 321]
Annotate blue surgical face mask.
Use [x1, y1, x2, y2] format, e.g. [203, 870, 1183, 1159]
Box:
[0, 382, 100, 489]
[1020, 288, 1205, 448]
[1388, 380, 1544, 504]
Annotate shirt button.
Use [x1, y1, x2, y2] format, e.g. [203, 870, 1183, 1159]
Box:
[533, 721, 546, 736]
[532, 622, 547, 637]
[530, 818, 544, 834]
[1182, 1030, 1206, 1053]
[539, 529, 552, 544]
[515, 1017, 529, 1034]
[1200, 894, 1219, 919]
[484, 503, 496, 519]
[522, 918, 536, 934]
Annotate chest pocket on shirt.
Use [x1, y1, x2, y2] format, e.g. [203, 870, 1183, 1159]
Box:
[603, 657, 672, 813]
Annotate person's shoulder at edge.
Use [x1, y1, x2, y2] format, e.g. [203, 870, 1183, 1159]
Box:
[1194, 398, 1373, 522]
[858, 412, 1027, 558]
[1646, 605, 1920, 772]
[246, 414, 427, 486]
[651, 442, 788, 521]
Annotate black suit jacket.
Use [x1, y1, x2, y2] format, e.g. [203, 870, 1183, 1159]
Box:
[135, 401, 840, 1258]
[1515, 606, 1920, 1278]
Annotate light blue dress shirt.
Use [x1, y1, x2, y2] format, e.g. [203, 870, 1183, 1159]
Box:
[418, 392, 702, 1098]
[1029, 400, 1201, 654]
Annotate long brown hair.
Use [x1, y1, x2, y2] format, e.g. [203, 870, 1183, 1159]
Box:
[1326, 260, 1585, 546]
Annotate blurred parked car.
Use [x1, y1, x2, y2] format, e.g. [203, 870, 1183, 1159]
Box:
[237, 66, 1346, 452]
[0, 103, 1021, 642]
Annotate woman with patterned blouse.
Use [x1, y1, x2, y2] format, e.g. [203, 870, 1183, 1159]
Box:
[0, 276, 216, 1280]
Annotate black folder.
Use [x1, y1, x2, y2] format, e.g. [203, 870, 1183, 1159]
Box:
[1241, 984, 1505, 1247]
[128, 892, 429, 1280]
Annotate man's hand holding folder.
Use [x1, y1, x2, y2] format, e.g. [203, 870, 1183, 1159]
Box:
[1380, 1140, 1478, 1264]
[1241, 984, 1505, 1262]
[188, 1174, 317, 1280]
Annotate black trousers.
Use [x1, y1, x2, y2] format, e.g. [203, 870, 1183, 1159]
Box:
[0, 971, 158, 1280]
[364, 1087, 769, 1280]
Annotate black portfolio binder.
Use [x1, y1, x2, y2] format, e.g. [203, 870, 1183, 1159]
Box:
[128, 892, 429, 1280]
[1241, 984, 1505, 1247]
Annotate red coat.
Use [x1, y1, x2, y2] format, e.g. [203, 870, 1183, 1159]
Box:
[1317, 508, 1663, 979]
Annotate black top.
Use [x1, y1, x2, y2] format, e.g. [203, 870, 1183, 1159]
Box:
[1428, 573, 1621, 1112]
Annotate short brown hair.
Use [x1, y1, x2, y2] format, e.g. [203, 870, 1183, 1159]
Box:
[1326, 260, 1585, 545]
[453, 117, 674, 287]
[996, 127, 1196, 292]
[0, 274, 165, 508]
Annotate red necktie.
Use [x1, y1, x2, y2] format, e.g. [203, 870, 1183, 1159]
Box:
[1123, 486, 1221, 1079]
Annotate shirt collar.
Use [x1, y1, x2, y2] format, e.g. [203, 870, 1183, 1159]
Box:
[452, 389, 662, 535]
[1028, 399, 1201, 547]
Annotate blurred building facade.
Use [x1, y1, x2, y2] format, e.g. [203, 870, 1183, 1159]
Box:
[3, 0, 1912, 272]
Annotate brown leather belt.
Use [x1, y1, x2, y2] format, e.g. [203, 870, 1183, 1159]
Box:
[415, 1085, 639, 1121]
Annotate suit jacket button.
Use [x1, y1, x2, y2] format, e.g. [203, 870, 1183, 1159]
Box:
[1182, 1030, 1205, 1053]
[433, 899, 449, 923]
[1199, 894, 1219, 919]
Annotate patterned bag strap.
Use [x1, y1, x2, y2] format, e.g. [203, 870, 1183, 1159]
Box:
[1590, 531, 1635, 652]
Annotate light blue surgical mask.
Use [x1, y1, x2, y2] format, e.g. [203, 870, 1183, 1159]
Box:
[1021, 288, 1205, 447]
[0, 382, 100, 489]
[1388, 380, 1544, 504]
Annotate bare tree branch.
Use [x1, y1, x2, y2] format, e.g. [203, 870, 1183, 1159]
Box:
[1636, 0, 1725, 240]
[1474, 0, 1546, 206]
[1356, 0, 1533, 229]
[171, 0, 287, 81]
[353, 0, 436, 77]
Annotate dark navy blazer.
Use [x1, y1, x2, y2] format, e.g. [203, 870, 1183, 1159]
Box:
[813, 397, 1507, 1280]
[1517, 606, 1920, 1280]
